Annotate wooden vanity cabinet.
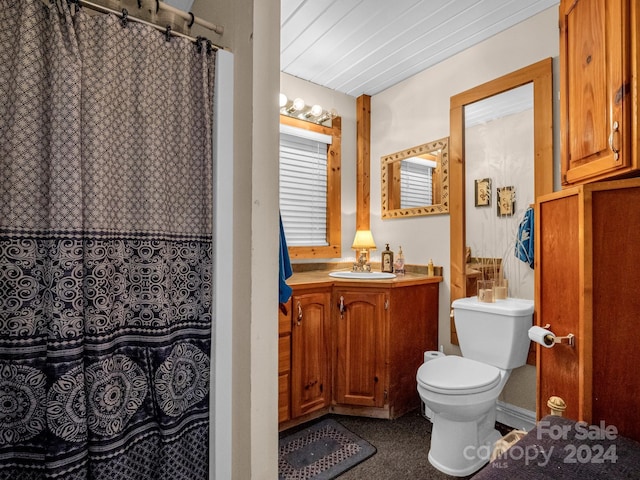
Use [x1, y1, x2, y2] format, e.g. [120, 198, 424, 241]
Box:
[559, 0, 639, 185]
[290, 288, 332, 418]
[278, 277, 439, 429]
[536, 178, 640, 441]
[278, 299, 292, 423]
[333, 282, 439, 419]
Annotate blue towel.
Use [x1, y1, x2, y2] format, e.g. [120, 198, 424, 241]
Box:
[279, 214, 293, 304]
[515, 207, 534, 268]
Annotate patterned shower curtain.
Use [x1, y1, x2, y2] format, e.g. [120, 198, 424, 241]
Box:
[0, 1, 215, 479]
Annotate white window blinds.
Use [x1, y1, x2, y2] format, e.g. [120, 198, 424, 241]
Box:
[400, 159, 434, 208]
[279, 126, 331, 246]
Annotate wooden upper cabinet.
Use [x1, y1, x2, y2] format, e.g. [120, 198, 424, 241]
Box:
[560, 0, 638, 185]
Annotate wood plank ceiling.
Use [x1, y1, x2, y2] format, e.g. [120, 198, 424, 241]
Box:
[281, 0, 559, 97]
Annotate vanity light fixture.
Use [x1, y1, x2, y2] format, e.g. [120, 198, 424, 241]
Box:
[279, 93, 337, 125]
[351, 229, 377, 272]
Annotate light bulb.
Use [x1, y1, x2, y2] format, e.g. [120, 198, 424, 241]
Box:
[279, 93, 288, 108]
[292, 98, 305, 112]
[310, 104, 323, 117]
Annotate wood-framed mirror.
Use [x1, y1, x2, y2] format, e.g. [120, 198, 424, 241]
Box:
[381, 137, 449, 218]
[449, 58, 554, 350]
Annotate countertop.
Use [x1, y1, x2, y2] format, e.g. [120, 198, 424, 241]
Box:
[287, 269, 442, 289]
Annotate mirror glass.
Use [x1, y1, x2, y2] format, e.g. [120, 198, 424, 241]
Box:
[449, 59, 553, 344]
[381, 137, 449, 218]
[465, 84, 534, 300]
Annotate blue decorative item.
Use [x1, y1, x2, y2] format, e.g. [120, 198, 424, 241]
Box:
[515, 207, 534, 268]
[279, 213, 293, 304]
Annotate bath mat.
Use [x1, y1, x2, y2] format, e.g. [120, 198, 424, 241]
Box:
[278, 418, 377, 480]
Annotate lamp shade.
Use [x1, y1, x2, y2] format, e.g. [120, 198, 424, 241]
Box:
[351, 230, 376, 250]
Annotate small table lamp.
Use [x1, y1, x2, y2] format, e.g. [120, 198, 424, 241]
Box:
[352, 229, 376, 271]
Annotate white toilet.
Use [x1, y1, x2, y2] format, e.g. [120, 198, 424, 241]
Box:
[416, 296, 534, 477]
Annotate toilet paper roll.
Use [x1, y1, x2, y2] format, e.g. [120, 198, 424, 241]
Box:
[424, 350, 446, 363]
[528, 325, 555, 348]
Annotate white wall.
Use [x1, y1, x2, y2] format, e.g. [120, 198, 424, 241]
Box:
[192, 0, 280, 478]
[212, 48, 234, 480]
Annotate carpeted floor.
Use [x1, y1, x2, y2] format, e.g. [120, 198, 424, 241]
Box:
[280, 409, 514, 479]
[326, 410, 475, 479]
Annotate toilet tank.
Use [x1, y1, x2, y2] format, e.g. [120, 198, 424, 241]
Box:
[452, 297, 534, 369]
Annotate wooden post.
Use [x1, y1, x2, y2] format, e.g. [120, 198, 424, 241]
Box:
[356, 94, 371, 231]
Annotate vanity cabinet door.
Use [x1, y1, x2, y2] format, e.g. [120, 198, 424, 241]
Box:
[290, 290, 331, 418]
[333, 289, 387, 408]
[559, 0, 637, 185]
[278, 299, 292, 423]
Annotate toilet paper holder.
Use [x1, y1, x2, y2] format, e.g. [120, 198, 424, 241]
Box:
[541, 324, 575, 347]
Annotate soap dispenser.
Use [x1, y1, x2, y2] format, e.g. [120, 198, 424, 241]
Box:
[381, 244, 394, 273]
[427, 259, 434, 277]
[394, 246, 405, 275]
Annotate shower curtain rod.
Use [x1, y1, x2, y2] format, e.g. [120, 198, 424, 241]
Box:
[155, 0, 223, 34]
[75, 0, 225, 46]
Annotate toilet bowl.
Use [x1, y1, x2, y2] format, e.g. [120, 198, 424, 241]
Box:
[416, 297, 533, 477]
[417, 356, 508, 475]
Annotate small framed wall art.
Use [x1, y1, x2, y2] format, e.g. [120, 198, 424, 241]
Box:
[497, 186, 515, 216]
[474, 178, 491, 207]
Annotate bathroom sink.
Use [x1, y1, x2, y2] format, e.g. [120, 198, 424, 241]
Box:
[328, 271, 396, 279]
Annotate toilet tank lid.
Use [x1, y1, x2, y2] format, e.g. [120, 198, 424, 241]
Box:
[452, 297, 534, 315]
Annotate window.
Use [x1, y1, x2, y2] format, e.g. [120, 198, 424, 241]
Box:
[279, 115, 341, 259]
[400, 158, 435, 208]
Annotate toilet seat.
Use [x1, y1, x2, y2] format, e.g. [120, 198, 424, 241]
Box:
[417, 356, 501, 395]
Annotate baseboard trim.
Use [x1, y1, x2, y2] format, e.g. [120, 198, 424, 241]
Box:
[496, 400, 536, 432]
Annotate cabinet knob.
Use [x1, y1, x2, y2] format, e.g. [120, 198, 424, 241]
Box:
[304, 380, 318, 390]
